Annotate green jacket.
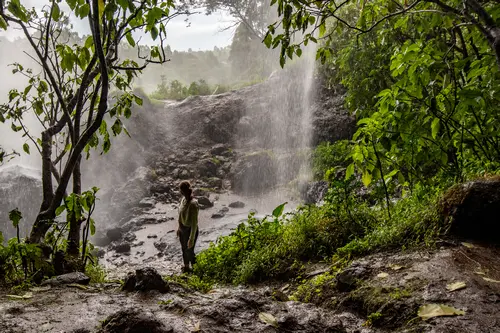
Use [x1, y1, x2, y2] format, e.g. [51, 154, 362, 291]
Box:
[178, 197, 199, 241]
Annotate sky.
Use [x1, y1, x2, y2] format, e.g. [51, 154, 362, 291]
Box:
[0, 1, 236, 51]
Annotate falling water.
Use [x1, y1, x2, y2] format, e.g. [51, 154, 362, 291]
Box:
[235, 42, 318, 203]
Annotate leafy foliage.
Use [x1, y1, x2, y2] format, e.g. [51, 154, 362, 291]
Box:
[150, 77, 230, 100]
[266, 0, 500, 198]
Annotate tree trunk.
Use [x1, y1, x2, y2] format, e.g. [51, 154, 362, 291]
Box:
[28, 131, 54, 244]
[66, 156, 82, 257]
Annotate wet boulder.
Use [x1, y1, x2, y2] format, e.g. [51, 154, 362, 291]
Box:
[211, 143, 231, 156]
[197, 196, 214, 210]
[231, 151, 277, 194]
[301, 181, 329, 205]
[122, 267, 169, 293]
[154, 240, 168, 252]
[336, 264, 369, 292]
[198, 158, 219, 178]
[106, 227, 123, 242]
[113, 242, 131, 254]
[211, 206, 229, 219]
[229, 201, 245, 208]
[41, 272, 91, 286]
[439, 179, 500, 244]
[97, 309, 173, 333]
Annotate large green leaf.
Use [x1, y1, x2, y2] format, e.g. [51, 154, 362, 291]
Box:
[272, 202, 287, 218]
[9, 208, 22, 228]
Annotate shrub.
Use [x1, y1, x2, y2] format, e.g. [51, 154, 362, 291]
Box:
[313, 140, 352, 180]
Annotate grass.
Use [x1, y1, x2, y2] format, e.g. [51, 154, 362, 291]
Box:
[85, 262, 108, 283]
[192, 176, 447, 286]
[164, 274, 213, 293]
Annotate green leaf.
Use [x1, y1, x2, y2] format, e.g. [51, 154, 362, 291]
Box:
[0, 16, 8, 30]
[111, 119, 123, 136]
[431, 118, 440, 139]
[134, 95, 143, 106]
[79, 3, 90, 18]
[52, 3, 61, 21]
[55, 205, 66, 216]
[23, 143, 30, 155]
[8, 0, 28, 22]
[150, 26, 159, 41]
[263, 33, 272, 48]
[84, 35, 94, 49]
[9, 208, 22, 228]
[126, 33, 136, 47]
[362, 171, 372, 187]
[98, 0, 105, 19]
[272, 202, 287, 218]
[117, 0, 129, 10]
[99, 119, 107, 135]
[345, 163, 355, 180]
[319, 22, 326, 37]
[90, 218, 96, 236]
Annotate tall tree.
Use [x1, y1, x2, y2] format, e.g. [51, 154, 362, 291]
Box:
[188, 0, 271, 39]
[0, 0, 185, 260]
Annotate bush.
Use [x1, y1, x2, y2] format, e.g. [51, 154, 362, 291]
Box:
[193, 175, 452, 286]
[313, 140, 352, 180]
[337, 184, 444, 258]
[194, 192, 377, 285]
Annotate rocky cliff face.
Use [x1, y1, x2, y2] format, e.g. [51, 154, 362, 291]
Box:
[0, 75, 353, 238]
[0, 166, 42, 240]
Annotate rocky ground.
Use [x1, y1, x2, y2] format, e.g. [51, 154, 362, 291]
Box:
[1, 242, 499, 332]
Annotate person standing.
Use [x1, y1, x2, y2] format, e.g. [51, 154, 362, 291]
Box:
[177, 181, 199, 273]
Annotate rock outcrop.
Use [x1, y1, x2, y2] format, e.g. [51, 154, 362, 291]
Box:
[122, 267, 169, 293]
[0, 166, 42, 240]
[439, 178, 500, 243]
[97, 309, 172, 333]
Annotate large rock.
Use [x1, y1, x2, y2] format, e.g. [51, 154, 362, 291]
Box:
[229, 201, 245, 208]
[0, 165, 42, 240]
[198, 158, 218, 178]
[439, 179, 500, 243]
[197, 196, 214, 209]
[106, 227, 123, 242]
[97, 309, 173, 333]
[310, 84, 356, 146]
[231, 151, 277, 194]
[301, 181, 329, 204]
[41, 272, 91, 286]
[109, 167, 154, 221]
[122, 267, 169, 293]
[336, 265, 369, 292]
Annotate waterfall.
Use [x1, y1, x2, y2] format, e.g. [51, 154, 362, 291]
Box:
[235, 43, 318, 202]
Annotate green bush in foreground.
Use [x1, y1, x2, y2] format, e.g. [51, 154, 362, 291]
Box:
[193, 179, 446, 286]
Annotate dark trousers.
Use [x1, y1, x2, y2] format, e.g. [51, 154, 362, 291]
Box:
[179, 224, 199, 268]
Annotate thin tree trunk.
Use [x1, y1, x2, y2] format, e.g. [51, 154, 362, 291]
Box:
[66, 156, 82, 258]
[29, 131, 54, 244]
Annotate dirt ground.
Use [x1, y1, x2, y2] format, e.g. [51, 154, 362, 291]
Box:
[1, 242, 499, 333]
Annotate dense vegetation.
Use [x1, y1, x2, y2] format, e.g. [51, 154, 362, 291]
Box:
[191, 0, 500, 286]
